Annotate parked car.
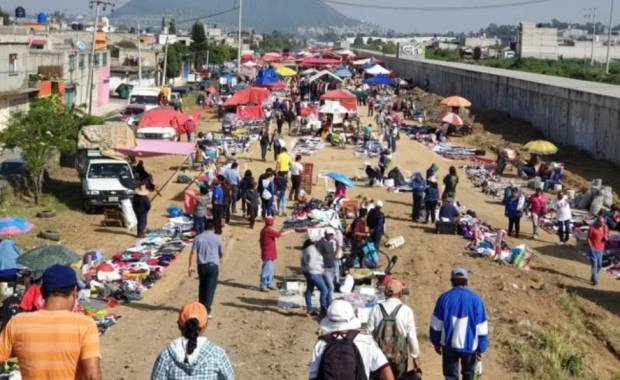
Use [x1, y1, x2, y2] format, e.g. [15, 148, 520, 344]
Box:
[80, 158, 135, 213]
[0, 159, 29, 194]
[222, 113, 239, 135]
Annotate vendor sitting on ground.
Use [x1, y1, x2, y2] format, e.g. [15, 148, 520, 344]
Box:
[518, 153, 542, 178]
[543, 163, 563, 192]
[604, 204, 620, 231]
[438, 198, 460, 223]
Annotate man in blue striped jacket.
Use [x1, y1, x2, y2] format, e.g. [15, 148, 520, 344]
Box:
[430, 268, 489, 380]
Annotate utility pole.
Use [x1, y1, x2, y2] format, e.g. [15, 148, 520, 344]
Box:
[585, 7, 598, 65]
[87, 0, 115, 116]
[162, 19, 170, 86]
[138, 22, 142, 85]
[606, 0, 615, 74]
[237, 0, 243, 73]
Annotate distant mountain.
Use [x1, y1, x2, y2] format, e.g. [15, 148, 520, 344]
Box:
[112, 0, 358, 33]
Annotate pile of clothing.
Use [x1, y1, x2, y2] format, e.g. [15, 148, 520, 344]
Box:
[463, 164, 515, 201]
[353, 140, 383, 159]
[292, 137, 325, 157]
[81, 219, 190, 304]
[284, 201, 341, 232]
[400, 124, 438, 147]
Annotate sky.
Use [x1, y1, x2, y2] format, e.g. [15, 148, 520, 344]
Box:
[2, 0, 620, 33]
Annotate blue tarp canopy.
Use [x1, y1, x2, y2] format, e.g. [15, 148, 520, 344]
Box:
[326, 172, 355, 188]
[335, 65, 352, 78]
[254, 67, 279, 86]
[364, 74, 397, 87]
[0, 240, 22, 270]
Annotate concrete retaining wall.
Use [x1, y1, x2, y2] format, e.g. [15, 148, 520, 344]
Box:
[362, 52, 620, 165]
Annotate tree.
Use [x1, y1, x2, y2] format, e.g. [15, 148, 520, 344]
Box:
[161, 17, 166, 31]
[191, 22, 208, 69]
[169, 19, 176, 35]
[191, 22, 207, 44]
[353, 35, 364, 46]
[164, 44, 181, 80]
[0, 97, 100, 203]
[0, 8, 9, 26]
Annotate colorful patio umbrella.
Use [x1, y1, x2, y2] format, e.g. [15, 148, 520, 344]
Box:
[441, 96, 472, 108]
[17, 245, 80, 272]
[275, 66, 297, 77]
[326, 172, 355, 188]
[441, 112, 464, 126]
[524, 140, 558, 155]
[0, 217, 33, 237]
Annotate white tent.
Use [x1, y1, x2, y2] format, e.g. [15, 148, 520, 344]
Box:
[365, 64, 391, 75]
[309, 70, 344, 83]
[319, 100, 349, 115]
[300, 68, 319, 77]
[353, 58, 371, 65]
[336, 49, 356, 57]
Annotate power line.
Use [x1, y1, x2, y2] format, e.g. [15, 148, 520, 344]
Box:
[322, 0, 551, 11]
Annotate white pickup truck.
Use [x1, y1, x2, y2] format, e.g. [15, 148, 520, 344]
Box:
[128, 86, 161, 111]
[79, 154, 135, 213]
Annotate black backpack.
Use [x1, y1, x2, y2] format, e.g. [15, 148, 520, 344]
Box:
[317, 330, 367, 380]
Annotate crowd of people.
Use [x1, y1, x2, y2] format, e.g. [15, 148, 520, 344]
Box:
[3, 50, 617, 380]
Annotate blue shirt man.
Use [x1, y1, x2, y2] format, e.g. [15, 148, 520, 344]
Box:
[223, 164, 241, 186]
[188, 222, 224, 314]
[430, 268, 488, 380]
[212, 184, 225, 206]
[439, 200, 460, 221]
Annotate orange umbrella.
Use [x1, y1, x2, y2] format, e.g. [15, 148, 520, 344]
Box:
[441, 96, 472, 108]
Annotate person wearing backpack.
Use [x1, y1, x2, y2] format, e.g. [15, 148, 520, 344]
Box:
[309, 300, 395, 380]
[367, 279, 421, 379]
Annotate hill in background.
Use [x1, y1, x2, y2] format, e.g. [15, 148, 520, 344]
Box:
[112, 0, 358, 33]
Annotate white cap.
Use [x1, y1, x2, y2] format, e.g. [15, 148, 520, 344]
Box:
[376, 200, 384, 208]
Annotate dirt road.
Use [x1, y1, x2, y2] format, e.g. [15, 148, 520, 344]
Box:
[12, 102, 618, 379]
[92, 106, 619, 379]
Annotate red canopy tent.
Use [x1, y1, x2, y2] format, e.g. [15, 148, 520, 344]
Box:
[301, 57, 341, 67]
[320, 89, 357, 112]
[138, 109, 201, 134]
[263, 52, 283, 63]
[236, 105, 265, 120]
[224, 87, 270, 106]
[241, 53, 255, 62]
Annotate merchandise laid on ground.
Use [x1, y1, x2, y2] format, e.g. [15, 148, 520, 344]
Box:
[2, 41, 620, 380]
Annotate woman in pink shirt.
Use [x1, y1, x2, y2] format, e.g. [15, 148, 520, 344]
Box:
[528, 188, 548, 239]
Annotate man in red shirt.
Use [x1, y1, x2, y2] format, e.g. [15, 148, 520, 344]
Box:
[527, 188, 548, 239]
[587, 215, 608, 286]
[259, 217, 291, 291]
[184, 116, 196, 142]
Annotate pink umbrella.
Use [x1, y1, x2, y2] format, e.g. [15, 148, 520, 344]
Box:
[441, 112, 464, 126]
